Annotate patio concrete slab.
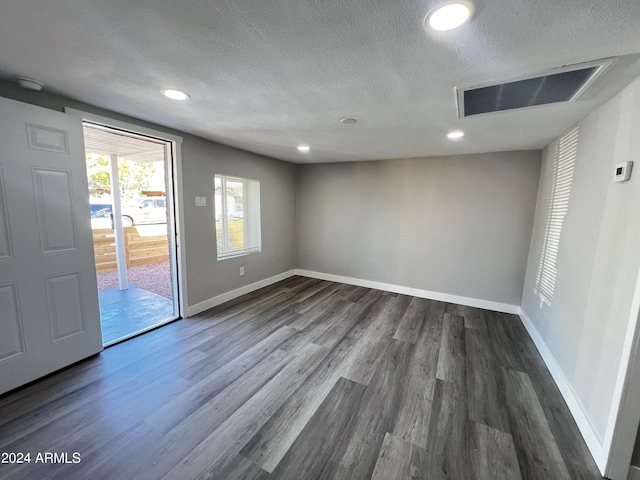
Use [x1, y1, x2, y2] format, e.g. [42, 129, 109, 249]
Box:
[99, 285, 175, 345]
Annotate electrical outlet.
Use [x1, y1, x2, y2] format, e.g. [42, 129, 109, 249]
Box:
[239, 266, 245, 276]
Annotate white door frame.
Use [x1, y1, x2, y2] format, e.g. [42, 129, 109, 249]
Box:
[65, 108, 188, 321]
[601, 262, 640, 479]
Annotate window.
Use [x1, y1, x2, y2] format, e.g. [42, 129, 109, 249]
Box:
[534, 126, 578, 307]
[214, 174, 261, 259]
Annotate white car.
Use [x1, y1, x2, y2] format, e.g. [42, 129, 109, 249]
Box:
[120, 197, 167, 226]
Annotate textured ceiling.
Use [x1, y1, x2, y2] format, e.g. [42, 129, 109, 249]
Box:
[0, 0, 639, 163]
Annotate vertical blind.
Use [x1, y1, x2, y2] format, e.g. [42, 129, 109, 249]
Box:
[534, 127, 579, 307]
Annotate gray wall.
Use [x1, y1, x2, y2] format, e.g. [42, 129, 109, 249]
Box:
[296, 152, 541, 306]
[182, 136, 296, 306]
[0, 79, 297, 308]
[521, 74, 640, 441]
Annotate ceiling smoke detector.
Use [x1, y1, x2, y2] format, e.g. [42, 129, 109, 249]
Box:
[15, 76, 44, 90]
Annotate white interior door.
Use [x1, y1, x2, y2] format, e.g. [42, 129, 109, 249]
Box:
[0, 96, 103, 395]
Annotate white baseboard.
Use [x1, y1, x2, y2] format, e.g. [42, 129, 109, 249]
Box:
[519, 309, 606, 474]
[628, 465, 640, 480]
[294, 269, 520, 315]
[186, 268, 520, 318]
[186, 269, 296, 317]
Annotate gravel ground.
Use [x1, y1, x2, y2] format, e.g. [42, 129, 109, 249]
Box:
[96, 261, 173, 299]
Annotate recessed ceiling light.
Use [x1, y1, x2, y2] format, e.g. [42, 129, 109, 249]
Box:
[162, 89, 190, 101]
[447, 130, 465, 139]
[340, 118, 357, 125]
[297, 145, 311, 152]
[426, 1, 474, 31]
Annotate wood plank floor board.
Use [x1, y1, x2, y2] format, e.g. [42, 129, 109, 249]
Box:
[470, 422, 522, 480]
[0, 278, 603, 480]
[370, 432, 427, 480]
[339, 284, 370, 302]
[190, 286, 295, 336]
[193, 291, 297, 351]
[0, 315, 220, 423]
[320, 339, 414, 480]
[161, 343, 330, 480]
[278, 275, 317, 290]
[531, 374, 602, 479]
[341, 294, 410, 385]
[238, 355, 354, 472]
[55, 422, 164, 480]
[289, 278, 332, 303]
[284, 297, 351, 340]
[144, 325, 297, 432]
[436, 312, 466, 385]
[286, 294, 347, 330]
[0, 347, 208, 450]
[389, 293, 414, 321]
[293, 282, 343, 313]
[391, 316, 440, 448]
[312, 290, 384, 350]
[198, 283, 288, 317]
[182, 301, 300, 383]
[465, 328, 511, 433]
[278, 289, 381, 355]
[446, 304, 488, 331]
[394, 296, 429, 343]
[503, 368, 572, 480]
[212, 454, 271, 480]
[499, 313, 603, 479]
[422, 299, 447, 340]
[483, 312, 602, 479]
[485, 312, 527, 372]
[240, 297, 400, 472]
[130, 348, 293, 480]
[423, 379, 470, 480]
[269, 377, 367, 479]
[2, 371, 192, 480]
[292, 286, 346, 319]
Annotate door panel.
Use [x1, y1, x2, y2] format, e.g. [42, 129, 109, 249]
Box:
[0, 166, 12, 258]
[26, 123, 70, 154]
[33, 167, 79, 253]
[0, 96, 102, 395]
[45, 273, 86, 342]
[0, 283, 25, 362]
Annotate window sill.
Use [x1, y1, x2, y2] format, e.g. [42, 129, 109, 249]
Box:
[217, 249, 261, 261]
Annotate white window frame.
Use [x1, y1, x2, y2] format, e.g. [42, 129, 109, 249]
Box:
[215, 174, 261, 260]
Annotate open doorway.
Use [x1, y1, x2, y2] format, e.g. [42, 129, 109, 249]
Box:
[84, 123, 179, 345]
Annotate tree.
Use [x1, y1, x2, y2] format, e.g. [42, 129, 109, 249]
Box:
[86, 153, 159, 201]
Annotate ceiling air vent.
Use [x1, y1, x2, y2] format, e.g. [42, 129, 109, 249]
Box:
[458, 60, 612, 117]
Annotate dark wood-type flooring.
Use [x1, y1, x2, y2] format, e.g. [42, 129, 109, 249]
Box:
[0, 276, 602, 479]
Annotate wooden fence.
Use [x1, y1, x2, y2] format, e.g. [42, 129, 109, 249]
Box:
[93, 227, 169, 272]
